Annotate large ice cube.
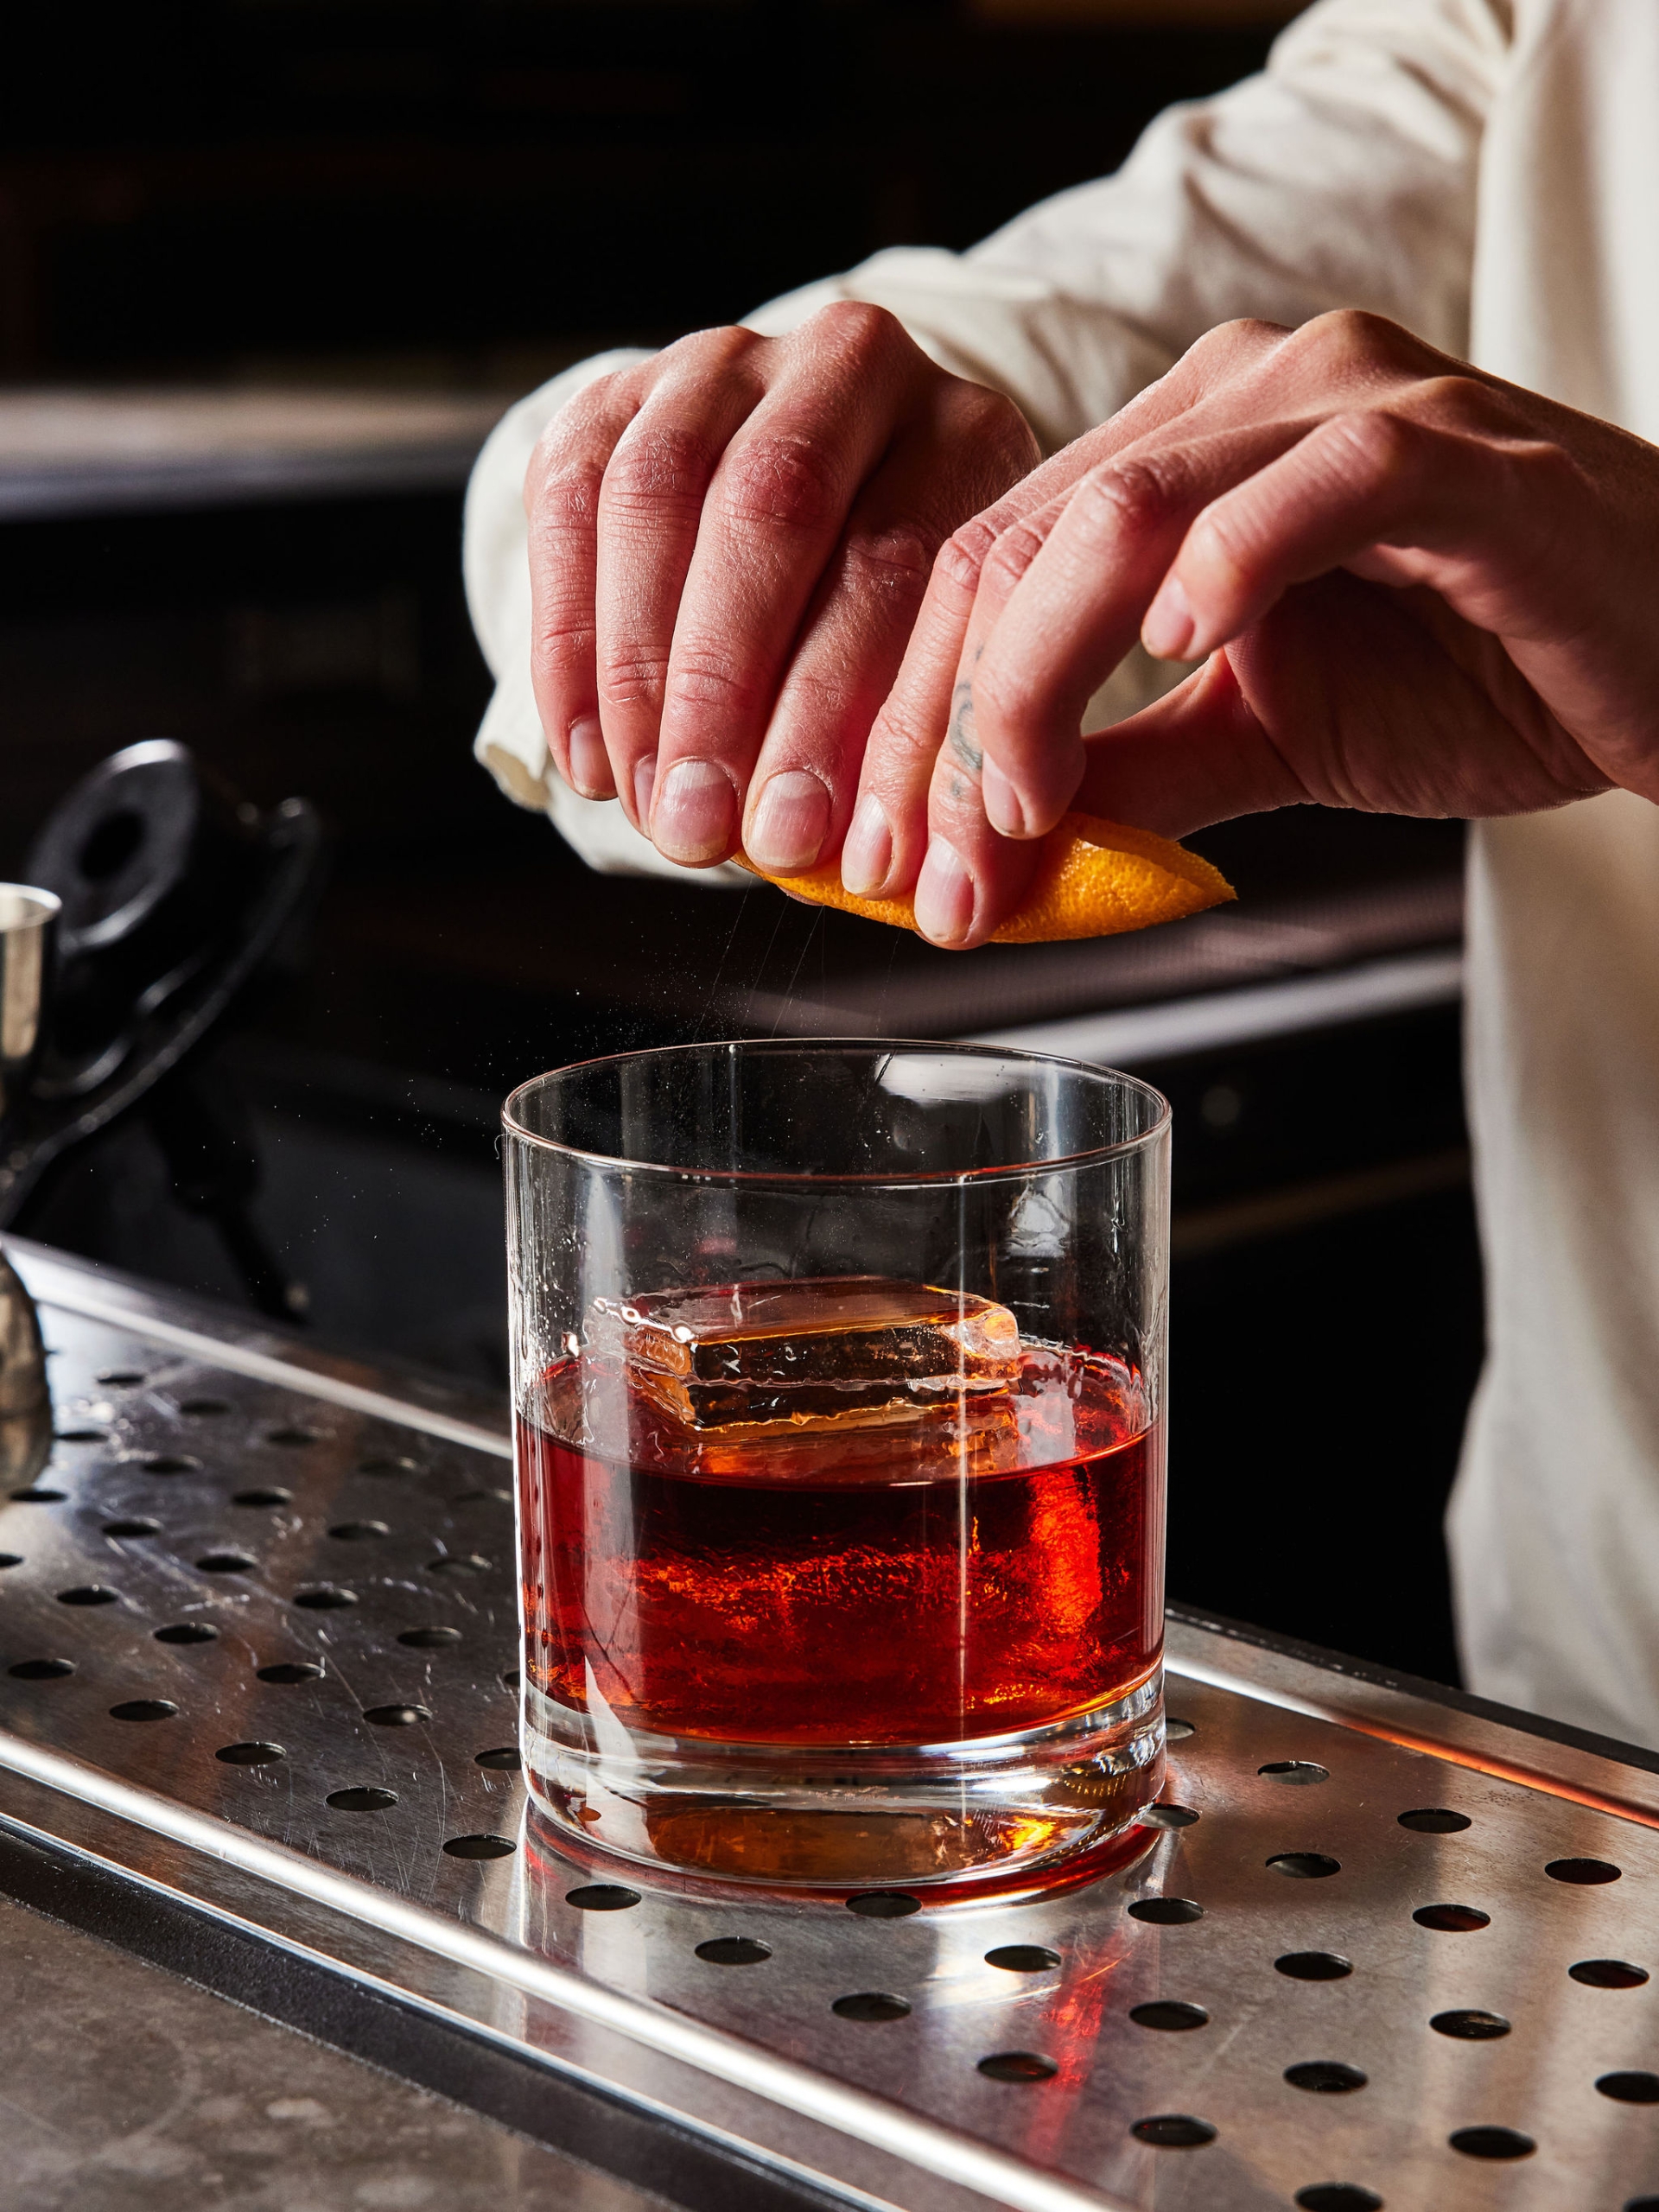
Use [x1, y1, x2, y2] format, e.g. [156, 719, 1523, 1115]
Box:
[588, 1274, 1020, 1435]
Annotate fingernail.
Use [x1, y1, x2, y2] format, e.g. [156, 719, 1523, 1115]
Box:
[980, 756, 1027, 838]
[1142, 572, 1195, 659]
[912, 836, 976, 945]
[652, 758, 736, 864]
[632, 753, 656, 830]
[747, 770, 830, 873]
[567, 716, 613, 799]
[840, 793, 893, 897]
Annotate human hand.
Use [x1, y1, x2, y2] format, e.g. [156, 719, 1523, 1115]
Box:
[522, 305, 1038, 871]
[848, 312, 1659, 946]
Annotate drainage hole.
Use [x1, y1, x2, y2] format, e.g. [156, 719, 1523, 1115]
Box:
[155, 1622, 217, 1644]
[9, 1659, 74, 1680]
[0, 1554, 22, 1570]
[294, 1587, 357, 1611]
[1295, 2190, 1382, 2212]
[401, 1626, 461, 1649]
[97, 1370, 146, 1387]
[54, 1428, 108, 1445]
[1432, 2010, 1510, 2040]
[846, 1891, 920, 1919]
[1599, 2071, 1659, 2104]
[1268, 1853, 1341, 1879]
[499, 1667, 522, 1691]
[427, 1554, 489, 1576]
[330, 1521, 390, 1541]
[1571, 1959, 1649, 1989]
[454, 1488, 512, 1505]
[1275, 1952, 1354, 1982]
[1547, 1855, 1621, 1885]
[111, 1700, 177, 1722]
[1141, 1802, 1198, 1830]
[977, 2052, 1057, 2083]
[1260, 1761, 1330, 1786]
[985, 1945, 1060, 1973]
[217, 1741, 285, 1765]
[1129, 1897, 1205, 1926]
[1449, 2126, 1535, 2160]
[1165, 1717, 1196, 1741]
[257, 1661, 323, 1684]
[103, 1517, 160, 1538]
[833, 1993, 910, 2022]
[365, 1703, 430, 1727]
[178, 1398, 230, 1417]
[566, 1885, 640, 1911]
[196, 1552, 256, 1574]
[359, 1455, 420, 1476]
[475, 1746, 521, 1770]
[142, 1455, 200, 1476]
[267, 1428, 320, 1448]
[327, 1787, 397, 1811]
[1399, 1807, 1471, 1833]
[1285, 2062, 1367, 2094]
[1129, 2114, 1215, 2147]
[443, 1834, 515, 1859]
[696, 1937, 771, 1966]
[11, 1487, 66, 1503]
[58, 1586, 118, 1606]
[1130, 2001, 1208, 2032]
[233, 1488, 290, 1509]
[1414, 1904, 1491, 1932]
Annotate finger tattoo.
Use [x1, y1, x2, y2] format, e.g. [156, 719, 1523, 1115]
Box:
[948, 679, 982, 773]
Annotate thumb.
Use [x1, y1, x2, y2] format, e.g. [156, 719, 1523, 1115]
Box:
[1073, 650, 1307, 840]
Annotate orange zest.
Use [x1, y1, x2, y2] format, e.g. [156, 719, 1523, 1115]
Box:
[734, 812, 1235, 944]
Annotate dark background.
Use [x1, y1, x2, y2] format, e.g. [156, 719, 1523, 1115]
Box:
[2, 0, 1478, 1684]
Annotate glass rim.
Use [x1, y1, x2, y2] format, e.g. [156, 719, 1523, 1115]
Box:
[501, 1036, 1170, 1187]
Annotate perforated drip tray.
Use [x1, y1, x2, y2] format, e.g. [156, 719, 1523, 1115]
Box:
[3, 1239, 1659, 2212]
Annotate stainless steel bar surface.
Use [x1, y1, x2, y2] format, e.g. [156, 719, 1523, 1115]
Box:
[1, 1237, 1657, 2211]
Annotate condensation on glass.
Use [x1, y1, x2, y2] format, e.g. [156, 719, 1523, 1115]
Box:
[504, 1040, 1170, 1893]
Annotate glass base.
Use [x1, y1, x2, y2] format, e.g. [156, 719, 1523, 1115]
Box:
[523, 1668, 1165, 1891]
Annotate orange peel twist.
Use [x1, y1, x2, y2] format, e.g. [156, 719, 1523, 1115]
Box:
[734, 812, 1235, 944]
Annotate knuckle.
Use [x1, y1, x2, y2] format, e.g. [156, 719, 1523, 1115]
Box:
[662, 323, 757, 370]
[603, 423, 719, 514]
[868, 698, 943, 773]
[932, 518, 1001, 596]
[1319, 405, 1424, 486]
[808, 297, 906, 359]
[1297, 307, 1413, 374]
[1412, 372, 1503, 430]
[1195, 315, 1289, 365]
[664, 646, 760, 715]
[842, 523, 933, 595]
[531, 620, 594, 682]
[529, 462, 602, 540]
[980, 518, 1048, 591]
[596, 647, 671, 710]
[718, 432, 840, 532]
[1075, 455, 1180, 535]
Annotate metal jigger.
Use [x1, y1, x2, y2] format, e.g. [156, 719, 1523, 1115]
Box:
[0, 886, 58, 1469]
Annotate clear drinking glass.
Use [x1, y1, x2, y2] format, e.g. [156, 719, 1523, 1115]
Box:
[505, 1039, 1169, 1894]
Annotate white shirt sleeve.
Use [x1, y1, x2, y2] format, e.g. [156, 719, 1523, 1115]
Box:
[466, 0, 1510, 877]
